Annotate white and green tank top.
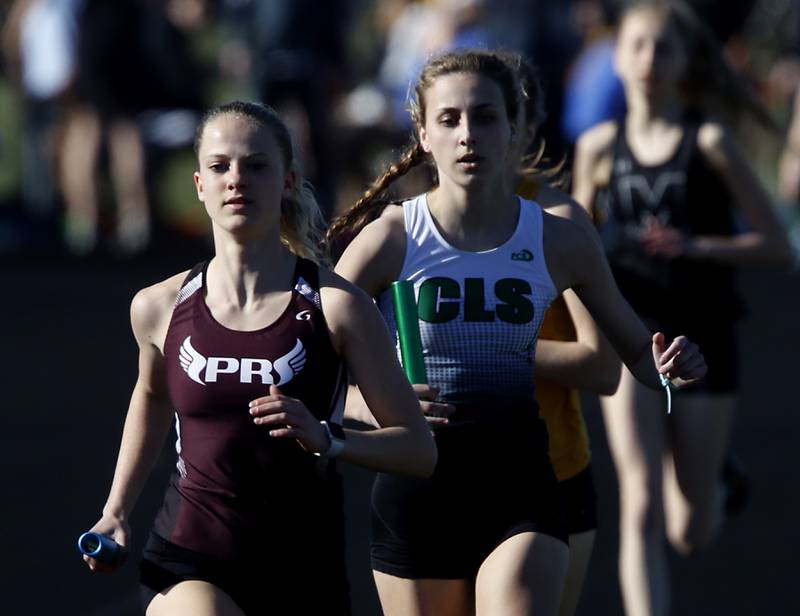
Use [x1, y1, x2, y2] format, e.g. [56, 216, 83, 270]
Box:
[376, 193, 557, 405]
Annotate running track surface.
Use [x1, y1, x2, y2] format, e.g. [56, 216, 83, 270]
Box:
[4, 246, 798, 615]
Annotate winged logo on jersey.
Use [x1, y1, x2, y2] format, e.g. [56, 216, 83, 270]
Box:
[179, 337, 207, 385]
[178, 336, 307, 385]
[273, 338, 307, 385]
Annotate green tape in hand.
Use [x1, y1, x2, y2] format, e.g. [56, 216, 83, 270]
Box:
[391, 281, 428, 385]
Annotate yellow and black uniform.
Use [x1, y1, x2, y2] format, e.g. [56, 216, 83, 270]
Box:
[519, 177, 597, 534]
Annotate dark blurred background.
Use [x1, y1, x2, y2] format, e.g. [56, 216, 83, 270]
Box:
[1, 0, 799, 614]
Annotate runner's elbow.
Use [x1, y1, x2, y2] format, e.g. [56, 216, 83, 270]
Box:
[406, 434, 438, 478]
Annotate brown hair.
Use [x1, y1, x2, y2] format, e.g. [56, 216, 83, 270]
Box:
[195, 100, 327, 262]
[621, 0, 778, 131]
[497, 50, 567, 188]
[326, 50, 520, 248]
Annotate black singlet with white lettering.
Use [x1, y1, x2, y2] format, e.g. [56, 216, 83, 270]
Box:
[152, 257, 347, 561]
[598, 115, 745, 321]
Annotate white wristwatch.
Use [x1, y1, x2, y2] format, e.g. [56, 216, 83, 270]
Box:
[315, 421, 346, 458]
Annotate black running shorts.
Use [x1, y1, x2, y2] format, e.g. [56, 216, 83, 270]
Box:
[370, 404, 568, 580]
[140, 528, 350, 615]
[559, 464, 598, 535]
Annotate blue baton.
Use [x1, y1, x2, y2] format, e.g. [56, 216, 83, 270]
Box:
[78, 531, 121, 565]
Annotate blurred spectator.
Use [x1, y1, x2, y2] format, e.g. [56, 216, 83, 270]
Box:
[2, 0, 793, 259]
[779, 85, 800, 203]
[688, 0, 757, 42]
[59, 0, 152, 255]
[378, 0, 495, 129]
[217, 0, 350, 219]
[331, 0, 500, 216]
[1, 0, 82, 222]
[779, 84, 800, 262]
[59, 0, 204, 256]
[561, 0, 626, 145]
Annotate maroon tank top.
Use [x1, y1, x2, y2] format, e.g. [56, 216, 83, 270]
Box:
[153, 257, 347, 560]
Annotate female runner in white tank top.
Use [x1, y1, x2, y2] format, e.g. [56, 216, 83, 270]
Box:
[330, 50, 707, 616]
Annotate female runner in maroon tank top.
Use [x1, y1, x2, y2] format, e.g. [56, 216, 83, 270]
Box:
[81, 101, 437, 616]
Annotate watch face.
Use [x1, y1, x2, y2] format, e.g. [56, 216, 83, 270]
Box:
[315, 421, 345, 459]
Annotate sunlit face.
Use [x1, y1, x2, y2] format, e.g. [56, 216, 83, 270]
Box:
[615, 8, 687, 100]
[193, 114, 294, 238]
[418, 72, 513, 189]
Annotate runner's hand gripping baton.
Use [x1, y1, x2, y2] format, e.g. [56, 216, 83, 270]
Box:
[391, 281, 428, 385]
[78, 531, 121, 565]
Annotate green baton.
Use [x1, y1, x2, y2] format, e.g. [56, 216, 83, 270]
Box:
[391, 281, 428, 385]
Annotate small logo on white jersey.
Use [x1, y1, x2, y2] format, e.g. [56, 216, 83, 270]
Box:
[295, 310, 312, 321]
[511, 248, 534, 261]
[178, 336, 307, 386]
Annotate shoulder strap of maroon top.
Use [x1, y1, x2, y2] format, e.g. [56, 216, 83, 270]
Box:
[293, 257, 318, 288]
[294, 257, 321, 290]
[291, 257, 323, 310]
[180, 261, 207, 289]
[175, 258, 321, 305]
[172, 261, 208, 308]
